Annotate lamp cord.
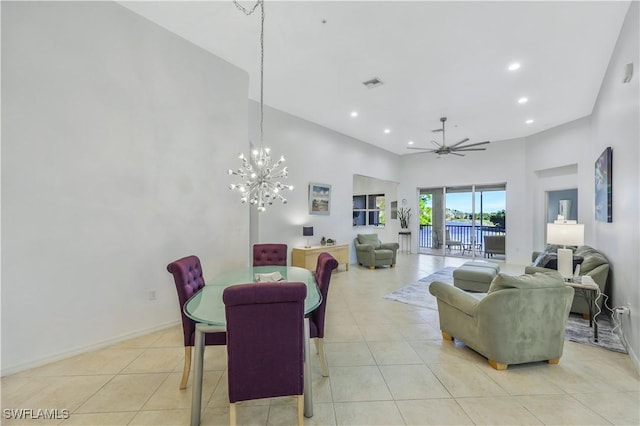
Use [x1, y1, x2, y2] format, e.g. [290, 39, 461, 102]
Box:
[233, 0, 265, 146]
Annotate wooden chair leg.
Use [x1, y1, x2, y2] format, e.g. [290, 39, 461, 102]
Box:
[441, 331, 454, 341]
[582, 313, 591, 320]
[547, 358, 561, 365]
[296, 395, 304, 426]
[313, 337, 320, 354]
[369, 266, 375, 270]
[229, 403, 237, 426]
[488, 359, 508, 370]
[179, 346, 192, 389]
[316, 338, 329, 377]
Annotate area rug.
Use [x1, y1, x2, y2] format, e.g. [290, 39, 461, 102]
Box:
[383, 267, 456, 311]
[384, 267, 627, 353]
[565, 314, 626, 353]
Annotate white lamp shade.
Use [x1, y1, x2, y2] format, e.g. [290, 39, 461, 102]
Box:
[546, 223, 584, 247]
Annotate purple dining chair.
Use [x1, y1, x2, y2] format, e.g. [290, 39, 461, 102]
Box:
[223, 282, 306, 426]
[252, 243, 287, 266]
[308, 252, 339, 377]
[166, 255, 226, 389]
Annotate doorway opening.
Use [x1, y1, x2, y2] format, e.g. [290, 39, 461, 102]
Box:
[418, 184, 506, 260]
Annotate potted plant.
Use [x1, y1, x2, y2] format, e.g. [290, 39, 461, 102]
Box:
[398, 207, 411, 229]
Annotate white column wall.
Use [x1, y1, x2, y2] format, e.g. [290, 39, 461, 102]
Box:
[1, 2, 249, 374]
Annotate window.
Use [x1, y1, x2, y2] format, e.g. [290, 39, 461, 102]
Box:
[353, 194, 385, 227]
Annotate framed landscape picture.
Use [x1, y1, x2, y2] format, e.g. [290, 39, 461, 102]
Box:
[309, 183, 331, 215]
[595, 147, 612, 223]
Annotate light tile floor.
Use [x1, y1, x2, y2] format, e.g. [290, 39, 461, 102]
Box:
[2, 254, 639, 425]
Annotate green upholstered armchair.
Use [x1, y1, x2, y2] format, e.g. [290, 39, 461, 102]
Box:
[526, 245, 609, 317]
[429, 271, 574, 370]
[354, 233, 399, 270]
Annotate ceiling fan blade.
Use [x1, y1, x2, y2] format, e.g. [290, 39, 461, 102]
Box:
[430, 140, 441, 148]
[454, 148, 487, 152]
[407, 147, 438, 152]
[450, 152, 465, 156]
[449, 138, 470, 149]
[432, 128, 443, 133]
[455, 140, 491, 149]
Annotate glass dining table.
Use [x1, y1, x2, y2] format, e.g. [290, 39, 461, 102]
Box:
[183, 265, 321, 426]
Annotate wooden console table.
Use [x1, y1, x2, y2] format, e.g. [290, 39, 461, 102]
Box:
[292, 244, 349, 271]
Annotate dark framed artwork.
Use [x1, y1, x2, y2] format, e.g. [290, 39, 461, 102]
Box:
[390, 201, 398, 219]
[309, 183, 331, 215]
[594, 147, 612, 223]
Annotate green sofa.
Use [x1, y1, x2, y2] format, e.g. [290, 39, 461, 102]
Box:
[429, 271, 574, 370]
[525, 245, 609, 317]
[354, 233, 399, 270]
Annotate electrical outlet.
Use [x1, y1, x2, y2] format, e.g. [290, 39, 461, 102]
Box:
[615, 306, 630, 315]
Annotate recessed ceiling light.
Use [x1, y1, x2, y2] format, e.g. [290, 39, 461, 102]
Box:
[408, 140, 414, 145]
[526, 119, 534, 124]
[508, 62, 521, 71]
[518, 97, 528, 104]
[384, 128, 391, 134]
[350, 111, 358, 117]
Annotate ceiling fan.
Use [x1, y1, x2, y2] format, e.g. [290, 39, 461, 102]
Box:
[407, 116, 490, 156]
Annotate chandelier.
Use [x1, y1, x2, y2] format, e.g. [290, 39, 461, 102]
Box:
[228, 0, 292, 212]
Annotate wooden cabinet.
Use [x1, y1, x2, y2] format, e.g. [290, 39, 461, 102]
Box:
[291, 244, 349, 271]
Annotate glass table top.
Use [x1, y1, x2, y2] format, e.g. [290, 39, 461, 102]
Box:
[183, 266, 321, 326]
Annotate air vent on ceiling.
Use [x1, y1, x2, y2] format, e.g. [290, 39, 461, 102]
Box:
[362, 77, 383, 89]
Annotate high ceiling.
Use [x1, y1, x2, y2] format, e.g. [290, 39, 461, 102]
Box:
[120, 1, 630, 155]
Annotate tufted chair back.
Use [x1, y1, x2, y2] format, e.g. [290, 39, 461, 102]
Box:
[224, 282, 306, 404]
[167, 255, 226, 389]
[167, 255, 225, 347]
[253, 243, 288, 266]
[309, 253, 339, 339]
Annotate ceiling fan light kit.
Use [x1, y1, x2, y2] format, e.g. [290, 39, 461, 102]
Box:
[407, 116, 490, 156]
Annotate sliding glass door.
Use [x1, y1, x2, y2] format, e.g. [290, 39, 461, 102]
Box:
[418, 184, 506, 259]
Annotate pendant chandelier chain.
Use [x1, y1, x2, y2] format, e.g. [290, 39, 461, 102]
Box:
[228, 0, 293, 211]
[234, 0, 265, 145]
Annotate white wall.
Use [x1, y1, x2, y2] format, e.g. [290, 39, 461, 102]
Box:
[399, 138, 530, 265]
[248, 103, 401, 263]
[1, 2, 249, 374]
[589, 1, 639, 366]
[526, 117, 590, 249]
[524, 2, 639, 366]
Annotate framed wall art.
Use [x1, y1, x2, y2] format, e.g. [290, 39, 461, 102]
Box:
[595, 146, 612, 223]
[309, 183, 331, 215]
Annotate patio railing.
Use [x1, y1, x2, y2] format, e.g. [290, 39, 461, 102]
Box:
[418, 224, 505, 251]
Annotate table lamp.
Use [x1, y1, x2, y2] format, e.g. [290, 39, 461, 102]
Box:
[546, 222, 584, 279]
[303, 226, 314, 248]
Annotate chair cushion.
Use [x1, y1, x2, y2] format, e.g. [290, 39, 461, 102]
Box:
[357, 233, 381, 249]
[488, 271, 564, 293]
[373, 249, 393, 260]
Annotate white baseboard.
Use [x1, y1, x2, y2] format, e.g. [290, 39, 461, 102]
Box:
[620, 329, 640, 375]
[1, 320, 180, 377]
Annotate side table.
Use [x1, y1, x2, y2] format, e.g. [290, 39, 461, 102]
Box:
[398, 231, 411, 254]
[292, 244, 349, 271]
[567, 276, 601, 341]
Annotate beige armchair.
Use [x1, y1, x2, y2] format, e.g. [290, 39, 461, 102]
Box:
[354, 234, 399, 270]
[429, 271, 574, 370]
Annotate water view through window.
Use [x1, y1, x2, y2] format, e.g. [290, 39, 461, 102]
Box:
[419, 186, 506, 259]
